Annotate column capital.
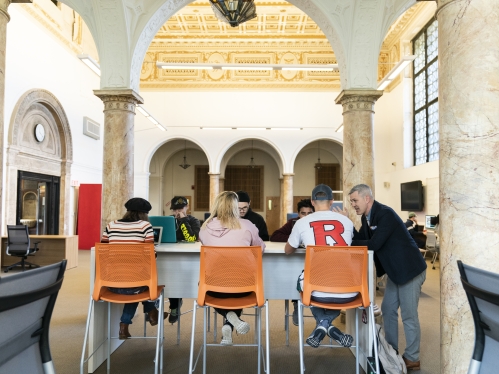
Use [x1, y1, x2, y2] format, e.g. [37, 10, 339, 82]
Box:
[335, 90, 383, 113]
[282, 173, 295, 177]
[208, 172, 220, 176]
[94, 89, 144, 114]
[0, 0, 11, 22]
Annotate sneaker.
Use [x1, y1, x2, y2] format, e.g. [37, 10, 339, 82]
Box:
[306, 325, 327, 348]
[168, 308, 179, 324]
[292, 302, 298, 326]
[225, 311, 250, 335]
[328, 326, 353, 348]
[221, 324, 233, 345]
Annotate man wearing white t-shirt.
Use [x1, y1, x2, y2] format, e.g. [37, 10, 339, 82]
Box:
[285, 184, 356, 348]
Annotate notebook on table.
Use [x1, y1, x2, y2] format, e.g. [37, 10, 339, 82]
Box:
[149, 216, 177, 243]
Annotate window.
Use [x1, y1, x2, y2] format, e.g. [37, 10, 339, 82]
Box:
[315, 164, 341, 200]
[224, 166, 264, 211]
[413, 19, 438, 165]
[194, 166, 210, 211]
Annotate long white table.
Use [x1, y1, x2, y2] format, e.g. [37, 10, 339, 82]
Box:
[88, 242, 375, 372]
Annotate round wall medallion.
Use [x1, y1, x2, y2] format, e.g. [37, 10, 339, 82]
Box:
[34, 123, 45, 142]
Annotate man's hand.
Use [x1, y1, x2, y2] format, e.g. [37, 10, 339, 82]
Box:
[176, 211, 186, 219]
[332, 206, 348, 216]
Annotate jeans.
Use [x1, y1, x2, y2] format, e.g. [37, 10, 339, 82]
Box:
[310, 295, 357, 325]
[108, 287, 156, 325]
[381, 270, 426, 362]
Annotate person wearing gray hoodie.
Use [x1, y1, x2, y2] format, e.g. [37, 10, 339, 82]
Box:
[199, 191, 265, 345]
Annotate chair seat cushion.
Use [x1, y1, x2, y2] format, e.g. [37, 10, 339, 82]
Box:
[204, 293, 258, 309]
[97, 285, 164, 303]
[304, 293, 364, 310]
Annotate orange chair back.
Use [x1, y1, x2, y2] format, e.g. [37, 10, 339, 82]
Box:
[302, 245, 370, 308]
[197, 246, 264, 307]
[93, 243, 160, 301]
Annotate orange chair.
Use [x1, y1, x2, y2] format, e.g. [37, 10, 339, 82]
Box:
[297, 245, 379, 374]
[80, 243, 165, 374]
[188, 246, 270, 374]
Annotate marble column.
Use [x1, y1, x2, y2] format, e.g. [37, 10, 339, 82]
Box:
[281, 173, 293, 225]
[335, 90, 382, 226]
[437, 1, 499, 372]
[219, 177, 224, 192]
[208, 172, 220, 210]
[94, 89, 143, 230]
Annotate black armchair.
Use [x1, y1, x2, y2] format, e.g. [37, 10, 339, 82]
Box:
[458, 260, 499, 373]
[0, 260, 66, 372]
[4, 225, 41, 273]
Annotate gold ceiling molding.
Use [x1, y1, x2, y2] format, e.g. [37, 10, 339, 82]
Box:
[140, 82, 340, 91]
[382, 3, 426, 49]
[148, 40, 332, 49]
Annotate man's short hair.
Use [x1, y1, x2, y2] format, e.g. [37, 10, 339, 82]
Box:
[408, 212, 416, 218]
[348, 184, 373, 199]
[236, 190, 250, 203]
[297, 199, 314, 212]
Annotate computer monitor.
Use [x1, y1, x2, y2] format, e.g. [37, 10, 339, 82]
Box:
[149, 216, 177, 243]
[425, 215, 436, 229]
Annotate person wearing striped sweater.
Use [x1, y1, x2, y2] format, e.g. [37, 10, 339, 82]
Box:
[102, 197, 167, 340]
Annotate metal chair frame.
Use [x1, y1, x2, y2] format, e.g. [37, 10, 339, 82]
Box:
[4, 225, 40, 273]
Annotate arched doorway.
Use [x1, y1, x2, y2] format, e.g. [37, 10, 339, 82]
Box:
[6, 89, 73, 235]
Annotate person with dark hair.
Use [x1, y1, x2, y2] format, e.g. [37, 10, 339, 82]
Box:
[285, 185, 355, 349]
[405, 212, 426, 249]
[270, 199, 314, 242]
[102, 197, 167, 340]
[236, 190, 269, 241]
[167, 196, 201, 323]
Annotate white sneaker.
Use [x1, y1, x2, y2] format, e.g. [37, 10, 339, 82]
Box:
[226, 311, 250, 335]
[221, 324, 233, 345]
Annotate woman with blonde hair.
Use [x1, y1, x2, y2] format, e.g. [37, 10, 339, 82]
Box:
[199, 191, 265, 345]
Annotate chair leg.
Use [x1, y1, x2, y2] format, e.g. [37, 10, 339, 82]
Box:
[213, 309, 218, 343]
[154, 291, 164, 374]
[265, 301, 270, 374]
[188, 300, 198, 374]
[369, 304, 380, 374]
[107, 302, 111, 374]
[284, 299, 289, 346]
[257, 307, 261, 374]
[203, 306, 207, 374]
[298, 300, 305, 374]
[355, 308, 359, 374]
[80, 296, 94, 374]
[177, 304, 181, 345]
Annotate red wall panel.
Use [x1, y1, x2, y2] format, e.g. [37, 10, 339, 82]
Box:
[77, 184, 102, 250]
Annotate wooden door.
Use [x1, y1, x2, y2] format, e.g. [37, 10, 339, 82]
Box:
[265, 196, 281, 236]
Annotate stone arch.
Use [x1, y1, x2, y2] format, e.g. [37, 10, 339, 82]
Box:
[290, 135, 343, 171]
[130, 0, 348, 91]
[6, 89, 73, 235]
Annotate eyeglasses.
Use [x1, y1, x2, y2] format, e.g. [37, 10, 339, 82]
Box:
[238, 206, 249, 211]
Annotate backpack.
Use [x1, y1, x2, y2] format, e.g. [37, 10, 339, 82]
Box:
[371, 324, 407, 374]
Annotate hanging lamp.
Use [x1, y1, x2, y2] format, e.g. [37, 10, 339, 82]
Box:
[314, 141, 322, 170]
[209, 0, 257, 28]
[179, 140, 191, 169]
[248, 140, 256, 169]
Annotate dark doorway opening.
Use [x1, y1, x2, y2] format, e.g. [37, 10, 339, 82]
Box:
[17, 171, 60, 235]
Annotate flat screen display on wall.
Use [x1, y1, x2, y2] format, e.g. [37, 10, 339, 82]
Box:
[401, 180, 424, 211]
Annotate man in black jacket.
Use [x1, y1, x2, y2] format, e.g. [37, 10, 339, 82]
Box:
[169, 196, 200, 323]
[341, 184, 427, 371]
[236, 190, 269, 241]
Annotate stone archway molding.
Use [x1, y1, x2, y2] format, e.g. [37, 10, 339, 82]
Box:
[6, 88, 73, 235]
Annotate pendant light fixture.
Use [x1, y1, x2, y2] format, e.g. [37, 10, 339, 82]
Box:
[314, 140, 322, 170]
[179, 140, 191, 169]
[209, 0, 257, 28]
[248, 140, 256, 169]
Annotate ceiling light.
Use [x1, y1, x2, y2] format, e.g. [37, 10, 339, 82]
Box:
[315, 140, 322, 170]
[237, 127, 266, 130]
[267, 128, 303, 131]
[336, 123, 344, 132]
[209, 0, 257, 27]
[377, 55, 416, 90]
[179, 140, 191, 169]
[200, 127, 233, 130]
[136, 105, 149, 116]
[222, 65, 273, 71]
[156, 62, 339, 71]
[136, 105, 167, 131]
[281, 65, 337, 71]
[77, 54, 100, 76]
[248, 140, 256, 169]
[159, 64, 213, 70]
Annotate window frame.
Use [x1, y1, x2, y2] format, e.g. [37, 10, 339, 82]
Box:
[412, 17, 439, 166]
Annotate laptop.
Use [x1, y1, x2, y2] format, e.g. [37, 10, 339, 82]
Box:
[149, 216, 177, 243]
[152, 226, 163, 245]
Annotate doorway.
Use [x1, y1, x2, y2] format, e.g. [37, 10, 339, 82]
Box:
[17, 171, 60, 235]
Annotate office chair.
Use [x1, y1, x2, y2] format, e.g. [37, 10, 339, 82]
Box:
[426, 231, 439, 269]
[188, 245, 270, 374]
[458, 260, 499, 374]
[0, 260, 67, 373]
[4, 225, 41, 273]
[297, 245, 379, 374]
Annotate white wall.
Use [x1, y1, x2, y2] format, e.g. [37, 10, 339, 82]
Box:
[4, 6, 104, 234]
